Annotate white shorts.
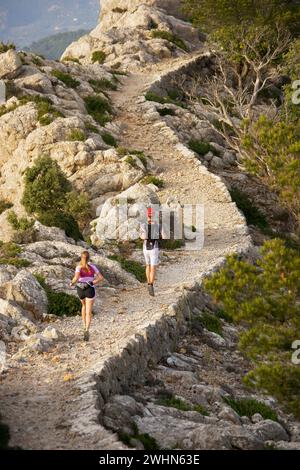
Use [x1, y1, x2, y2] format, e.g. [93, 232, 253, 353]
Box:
[143, 247, 159, 266]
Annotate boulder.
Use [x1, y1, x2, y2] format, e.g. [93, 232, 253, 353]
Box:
[41, 326, 65, 341]
[248, 420, 289, 442]
[3, 270, 48, 320]
[0, 49, 22, 79]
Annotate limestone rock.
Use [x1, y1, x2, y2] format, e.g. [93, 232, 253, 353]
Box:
[0, 50, 22, 79]
[3, 270, 48, 320]
[248, 420, 289, 442]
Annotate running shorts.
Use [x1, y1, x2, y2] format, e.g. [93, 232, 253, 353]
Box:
[143, 247, 159, 266]
[76, 284, 95, 300]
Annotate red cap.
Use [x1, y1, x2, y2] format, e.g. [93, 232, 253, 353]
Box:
[147, 207, 154, 216]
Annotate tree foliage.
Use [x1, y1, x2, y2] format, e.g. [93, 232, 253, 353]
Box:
[205, 239, 300, 415]
[21, 155, 90, 240]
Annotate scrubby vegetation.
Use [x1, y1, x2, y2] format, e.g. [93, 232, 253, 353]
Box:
[0, 241, 31, 268]
[157, 395, 209, 416]
[205, 239, 300, 416]
[91, 50, 106, 64]
[224, 397, 278, 422]
[35, 275, 81, 317]
[188, 139, 220, 157]
[0, 42, 16, 53]
[142, 176, 165, 188]
[108, 255, 146, 283]
[68, 128, 86, 141]
[101, 132, 117, 147]
[118, 423, 160, 450]
[51, 70, 80, 89]
[151, 30, 189, 52]
[229, 188, 269, 231]
[89, 78, 117, 92]
[84, 95, 112, 126]
[21, 155, 91, 241]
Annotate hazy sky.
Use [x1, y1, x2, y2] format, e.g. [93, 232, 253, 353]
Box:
[0, 0, 100, 46]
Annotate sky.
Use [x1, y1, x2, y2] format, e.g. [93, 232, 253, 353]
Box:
[0, 0, 100, 47]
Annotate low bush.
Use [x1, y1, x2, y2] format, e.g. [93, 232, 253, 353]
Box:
[0, 42, 16, 53]
[102, 132, 117, 147]
[229, 188, 269, 230]
[38, 210, 83, 241]
[91, 50, 106, 64]
[0, 241, 31, 268]
[84, 95, 112, 126]
[89, 78, 117, 92]
[224, 397, 278, 421]
[142, 175, 164, 188]
[108, 255, 146, 282]
[35, 275, 81, 317]
[19, 95, 63, 126]
[188, 139, 215, 156]
[51, 70, 80, 89]
[196, 312, 223, 336]
[68, 129, 86, 141]
[151, 30, 189, 52]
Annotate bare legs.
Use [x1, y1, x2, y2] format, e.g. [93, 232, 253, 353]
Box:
[80, 298, 94, 331]
[85, 298, 94, 331]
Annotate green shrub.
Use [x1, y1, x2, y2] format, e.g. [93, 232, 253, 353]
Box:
[51, 70, 80, 88]
[188, 139, 213, 156]
[118, 424, 160, 450]
[47, 290, 81, 317]
[229, 188, 269, 230]
[38, 210, 83, 241]
[125, 156, 138, 168]
[158, 107, 176, 116]
[68, 128, 86, 141]
[89, 78, 117, 92]
[35, 274, 81, 317]
[145, 92, 169, 104]
[0, 241, 31, 268]
[224, 397, 278, 421]
[22, 155, 71, 214]
[196, 312, 223, 336]
[85, 122, 99, 133]
[7, 211, 35, 242]
[0, 42, 16, 53]
[205, 238, 300, 416]
[157, 395, 209, 415]
[62, 56, 80, 64]
[109, 255, 146, 282]
[65, 191, 91, 230]
[151, 30, 189, 52]
[84, 95, 112, 126]
[102, 132, 117, 147]
[0, 200, 12, 214]
[91, 50, 106, 64]
[142, 176, 164, 188]
[19, 95, 63, 126]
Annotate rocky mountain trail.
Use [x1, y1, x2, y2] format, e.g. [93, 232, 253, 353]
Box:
[0, 50, 250, 449]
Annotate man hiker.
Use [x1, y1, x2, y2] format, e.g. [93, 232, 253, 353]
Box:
[140, 207, 163, 297]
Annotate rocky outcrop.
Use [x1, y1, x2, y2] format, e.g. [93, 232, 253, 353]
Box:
[62, 0, 202, 70]
[0, 49, 22, 79]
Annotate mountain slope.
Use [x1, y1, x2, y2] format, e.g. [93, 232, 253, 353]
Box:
[0, 0, 99, 47]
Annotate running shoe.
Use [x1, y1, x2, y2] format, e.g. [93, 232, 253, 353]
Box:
[148, 284, 155, 297]
[83, 330, 90, 342]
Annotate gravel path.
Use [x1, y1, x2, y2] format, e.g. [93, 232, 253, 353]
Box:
[0, 55, 250, 450]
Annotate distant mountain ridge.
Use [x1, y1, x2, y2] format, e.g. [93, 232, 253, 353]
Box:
[0, 0, 100, 48]
[24, 30, 89, 59]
